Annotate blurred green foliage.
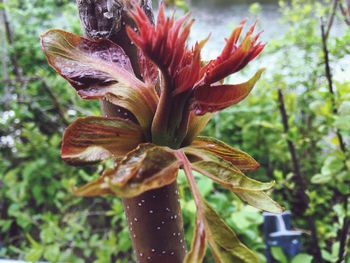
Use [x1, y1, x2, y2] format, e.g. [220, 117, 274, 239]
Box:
[0, 0, 349, 262]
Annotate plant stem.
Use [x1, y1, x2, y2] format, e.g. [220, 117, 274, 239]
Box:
[76, 1, 186, 262]
[277, 89, 324, 263]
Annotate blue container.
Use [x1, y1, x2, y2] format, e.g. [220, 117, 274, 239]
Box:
[263, 211, 301, 263]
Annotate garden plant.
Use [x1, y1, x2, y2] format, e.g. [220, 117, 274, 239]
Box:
[1, 0, 349, 262]
[39, 1, 282, 262]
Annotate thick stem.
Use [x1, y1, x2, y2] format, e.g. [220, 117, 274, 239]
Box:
[76, 1, 186, 262]
[277, 89, 324, 263]
[123, 182, 186, 262]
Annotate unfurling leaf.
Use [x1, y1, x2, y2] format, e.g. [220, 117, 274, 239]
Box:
[189, 137, 260, 172]
[203, 201, 259, 263]
[192, 69, 265, 115]
[61, 116, 143, 164]
[74, 144, 180, 198]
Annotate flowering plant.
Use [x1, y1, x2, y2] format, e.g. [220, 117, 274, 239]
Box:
[41, 2, 281, 262]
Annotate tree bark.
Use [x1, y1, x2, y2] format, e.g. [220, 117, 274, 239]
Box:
[76, 1, 186, 262]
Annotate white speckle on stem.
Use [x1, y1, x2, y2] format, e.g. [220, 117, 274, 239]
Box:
[134, 218, 138, 222]
[149, 210, 154, 214]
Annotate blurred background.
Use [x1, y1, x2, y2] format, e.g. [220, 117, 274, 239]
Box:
[1, 0, 349, 262]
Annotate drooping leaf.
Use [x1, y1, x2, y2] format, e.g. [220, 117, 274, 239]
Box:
[203, 201, 259, 263]
[74, 144, 180, 198]
[188, 136, 260, 172]
[192, 69, 265, 115]
[40, 30, 158, 130]
[236, 190, 283, 213]
[177, 150, 258, 263]
[61, 116, 144, 164]
[191, 160, 274, 192]
[41, 29, 135, 97]
[184, 217, 206, 263]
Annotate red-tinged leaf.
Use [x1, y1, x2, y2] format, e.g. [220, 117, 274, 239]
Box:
[128, 3, 201, 94]
[236, 190, 283, 213]
[61, 116, 143, 164]
[177, 150, 258, 263]
[203, 201, 259, 263]
[75, 144, 180, 198]
[199, 21, 265, 86]
[189, 137, 260, 172]
[40, 29, 159, 123]
[192, 68, 265, 115]
[103, 85, 156, 133]
[184, 217, 206, 263]
[41, 29, 137, 97]
[183, 113, 212, 146]
[190, 158, 274, 192]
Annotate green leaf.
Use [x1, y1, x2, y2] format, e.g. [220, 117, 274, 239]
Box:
[74, 144, 180, 198]
[311, 173, 331, 184]
[291, 253, 313, 263]
[236, 191, 283, 213]
[187, 137, 260, 172]
[61, 116, 144, 164]
[271, 247, 288, 263]
[192, 159, 274, 192]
